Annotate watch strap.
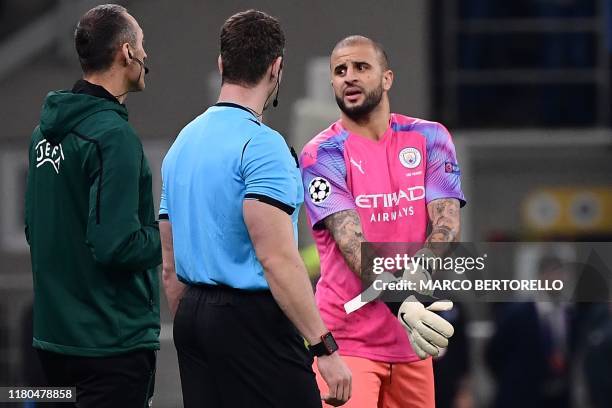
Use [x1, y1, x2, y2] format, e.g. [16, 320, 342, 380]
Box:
[309, 332, 338, 357]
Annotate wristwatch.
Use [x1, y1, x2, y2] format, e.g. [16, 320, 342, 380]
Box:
[309, 332, 339, 357]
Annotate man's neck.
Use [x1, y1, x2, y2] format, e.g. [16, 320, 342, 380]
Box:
[217, 82, 271, 119]
[83, 72, 128, 104]
[340, 99, 391, 141]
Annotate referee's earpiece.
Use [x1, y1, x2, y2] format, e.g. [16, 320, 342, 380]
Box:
[272, 78, 280, 108]
[126, 46, 149, 75]
[272, 57, 283, 108]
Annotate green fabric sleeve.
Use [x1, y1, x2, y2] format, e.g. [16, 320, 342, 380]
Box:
[85, 125, 161, 270]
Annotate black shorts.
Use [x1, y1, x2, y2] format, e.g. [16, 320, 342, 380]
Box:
[37, 348, 155, 408]
[173, 284, 322, 408]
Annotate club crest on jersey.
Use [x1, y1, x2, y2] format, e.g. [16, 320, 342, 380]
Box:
[399, 147, 421, 169]
[35, 139, 65, 174]
[308, 177, 331, 204]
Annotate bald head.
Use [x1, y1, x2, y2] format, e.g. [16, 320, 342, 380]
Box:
[332, 35, 389, 70]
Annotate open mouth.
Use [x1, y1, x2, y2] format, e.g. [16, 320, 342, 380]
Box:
[344, 87, 363, 102]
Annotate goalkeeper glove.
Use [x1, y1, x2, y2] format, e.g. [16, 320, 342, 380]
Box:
[397, 295, 454, 359]
[400, 248, 439, 296]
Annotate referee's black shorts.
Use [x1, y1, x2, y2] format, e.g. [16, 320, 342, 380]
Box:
[173, 284, 322, 408]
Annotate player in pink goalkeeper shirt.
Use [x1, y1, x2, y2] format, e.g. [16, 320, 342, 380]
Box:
[300, 36, 466, 408]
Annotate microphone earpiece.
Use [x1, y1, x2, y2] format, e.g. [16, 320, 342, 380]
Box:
[272, 75, 280, 108]
[127, 49, 149, 75]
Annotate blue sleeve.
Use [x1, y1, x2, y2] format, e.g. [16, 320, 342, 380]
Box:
[241, 130, 298, 214]
[159, 179, 168, 220]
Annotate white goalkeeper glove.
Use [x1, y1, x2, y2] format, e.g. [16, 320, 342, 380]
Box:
[397, 295, 454, 359]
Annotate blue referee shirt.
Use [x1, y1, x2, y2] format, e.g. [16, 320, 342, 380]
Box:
[159, 103, 303, 290]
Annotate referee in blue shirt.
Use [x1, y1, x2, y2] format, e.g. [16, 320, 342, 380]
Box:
[159, 10, 351, 408]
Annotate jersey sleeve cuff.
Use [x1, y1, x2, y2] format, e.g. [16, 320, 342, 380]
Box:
[244, 193, 295, 215]
[309, 203, 357, 230]
[425, 194, 467, 208]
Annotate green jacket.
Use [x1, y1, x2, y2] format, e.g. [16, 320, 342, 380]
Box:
[25, 83, 161, 357]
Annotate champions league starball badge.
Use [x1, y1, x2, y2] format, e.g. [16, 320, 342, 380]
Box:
[309, 177, 331, 204]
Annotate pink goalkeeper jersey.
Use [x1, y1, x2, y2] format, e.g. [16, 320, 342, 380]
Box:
[300, 114, 466, 363]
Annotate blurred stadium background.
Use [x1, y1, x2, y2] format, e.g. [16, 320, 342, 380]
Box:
[0, 0, 611, 407]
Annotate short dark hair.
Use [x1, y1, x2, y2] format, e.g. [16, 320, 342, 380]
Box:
[74, 4, 137, 74]
[333, 35, 390, 70]
[220, 10, 285, 87]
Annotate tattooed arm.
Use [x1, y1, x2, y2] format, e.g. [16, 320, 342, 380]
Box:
[322, 199, 460, 280]
[424, 198, 461, 256]
[323, 209, 373, 281]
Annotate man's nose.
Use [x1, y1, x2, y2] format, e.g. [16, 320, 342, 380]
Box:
[347, 66, 356, 79]
[344, 67, 357, 83]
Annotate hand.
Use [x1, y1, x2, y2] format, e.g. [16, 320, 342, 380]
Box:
[316, 352, 352, 406]
[401, 248, 438, 296]
[344, 248, 440, 314]
[164, 274, 186, 319]
[169, 293, 181, 318]
[397, 295, 454, 359]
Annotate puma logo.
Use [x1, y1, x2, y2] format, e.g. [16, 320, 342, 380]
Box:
[350, 157, 364, 174]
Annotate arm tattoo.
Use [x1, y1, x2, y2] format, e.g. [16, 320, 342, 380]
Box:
[323, 209, 367, 279]
[425, 198, 461, 254]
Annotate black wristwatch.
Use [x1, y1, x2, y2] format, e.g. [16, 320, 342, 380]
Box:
[309, 332, 339, 357]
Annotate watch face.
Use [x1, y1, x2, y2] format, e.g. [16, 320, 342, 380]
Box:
[322, 333, 338, 354]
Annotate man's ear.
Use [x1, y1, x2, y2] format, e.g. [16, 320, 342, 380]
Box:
[120, 42, 131, 66]
[217, 55, 223, 75]
[383, 69, 394, 92]
[271, 56, 283, 80]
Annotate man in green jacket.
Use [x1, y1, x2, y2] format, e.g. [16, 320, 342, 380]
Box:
[25, 4, 160, 407]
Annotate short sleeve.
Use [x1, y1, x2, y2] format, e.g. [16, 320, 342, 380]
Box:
[425, 123, 466, 207]
[300, 141, 356, 229]
[159, 179, 169, 220]
[241, 131, 298, 214]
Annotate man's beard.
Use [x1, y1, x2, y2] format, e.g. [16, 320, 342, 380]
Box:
[335, 84, 383, 122]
